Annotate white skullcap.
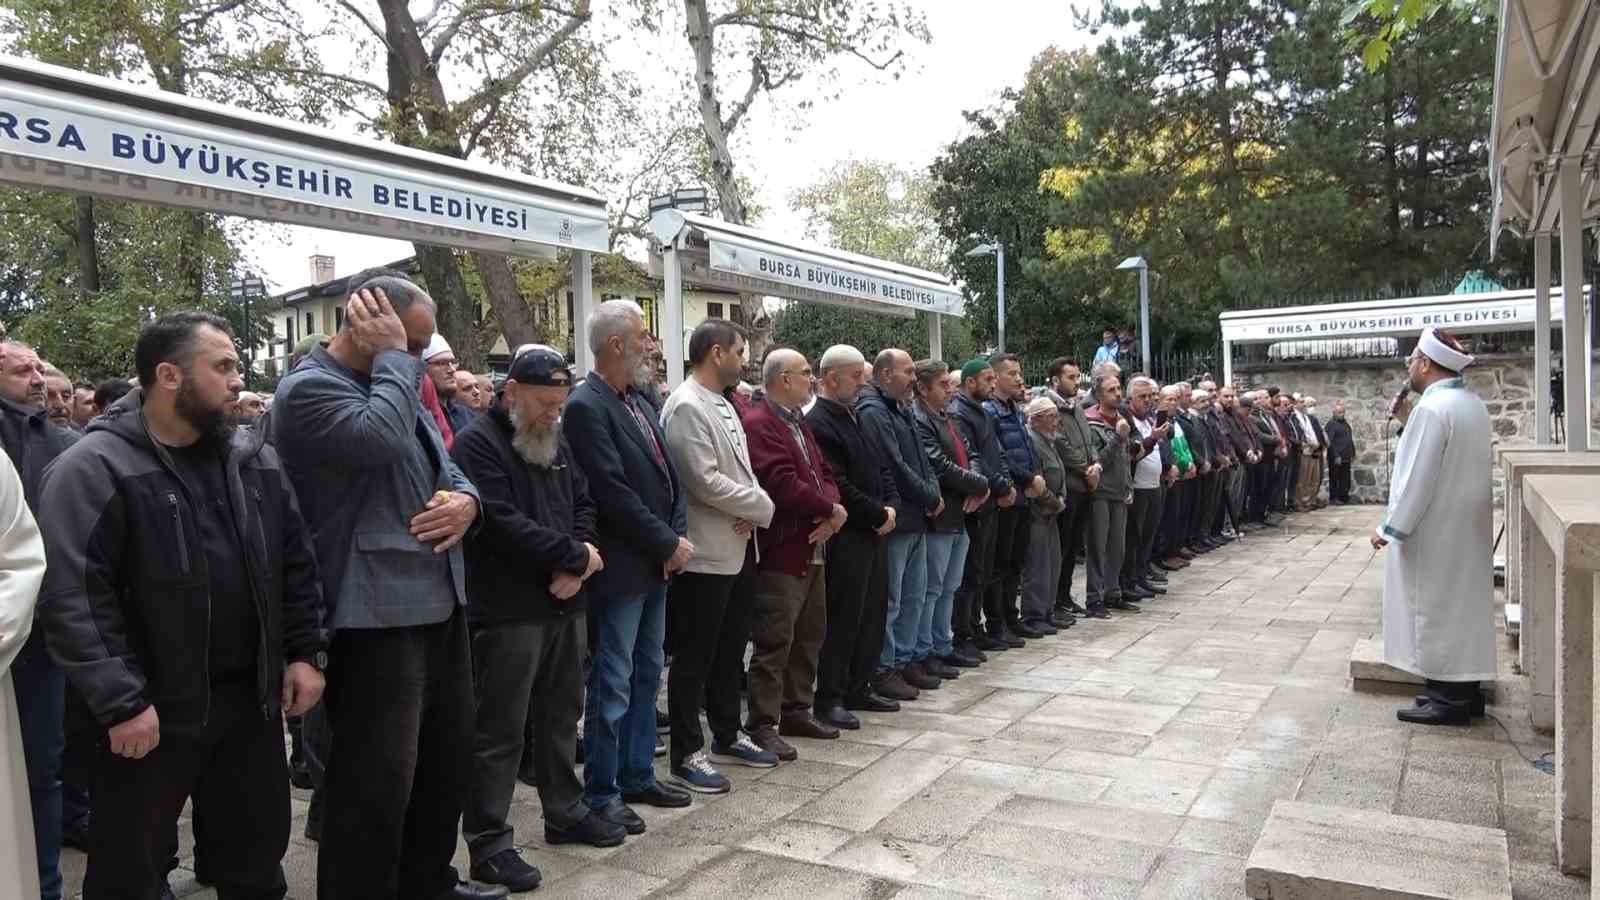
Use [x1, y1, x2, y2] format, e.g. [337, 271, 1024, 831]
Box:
[818, 344, 865, 373]
[1418, 326, 1474, 371]
[423, 332, 453, 361]
[1025, 396, 1058, 419]
[1192, 389, 1211, 401]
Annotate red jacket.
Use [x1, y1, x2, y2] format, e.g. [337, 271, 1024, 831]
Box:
[742, 399, 841, 575]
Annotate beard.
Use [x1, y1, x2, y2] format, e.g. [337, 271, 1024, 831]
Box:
[509, 407, 561, 468]
[175, 377, 238, 446]
[624, 346, 657, 391]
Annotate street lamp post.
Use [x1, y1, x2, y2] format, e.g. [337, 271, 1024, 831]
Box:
[230, 275, 265, 389]
[1116, 256, 1152, 370]
[967, 241, 1006, 353]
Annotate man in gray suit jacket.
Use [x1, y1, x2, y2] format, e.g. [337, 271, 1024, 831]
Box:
[659, 320, 778, 795]
[273, 272, 495, 900]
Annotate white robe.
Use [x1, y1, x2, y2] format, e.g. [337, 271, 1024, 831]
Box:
[1380, 376, 1496, 681]
[0, 451, 46, 900]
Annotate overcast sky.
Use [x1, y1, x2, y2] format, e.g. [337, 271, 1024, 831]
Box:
[249, 0, 1098, 293]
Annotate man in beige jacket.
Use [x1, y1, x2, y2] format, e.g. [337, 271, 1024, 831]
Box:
[659, 319, 779, 794]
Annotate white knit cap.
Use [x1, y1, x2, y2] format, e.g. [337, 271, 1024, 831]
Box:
[1025, 396, 1058, 419]
[422, 332, 453, 361]
[818, 344, 865, 373]
[1417, 327, 1473, 371]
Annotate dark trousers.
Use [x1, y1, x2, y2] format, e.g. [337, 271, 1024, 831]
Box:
[747, 565, 827, 730]
[83, 681, 288, 900]
[1121, 488, 1160, 588]
[1057, 491, 1091, 607]
[667, 554, 756, 765]
[464, 614, 586, 866]
[1085, 498, 1126, 607]
[318, 610, 473, 900]
[1277, 449, 1299, 511]
[954, 509, 997, 643]
[1160, 479, 1192, 558]
[15, 634, 64, 900]
[1192, 473, 1219, 546]
[818, 530, 888, 710]
[1423, 679, 1480, 713]
[1329, 461, 1352, 502]
[985, 505, 1028, 633]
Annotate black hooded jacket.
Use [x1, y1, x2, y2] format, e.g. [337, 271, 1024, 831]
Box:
[36, 390, 326, 736]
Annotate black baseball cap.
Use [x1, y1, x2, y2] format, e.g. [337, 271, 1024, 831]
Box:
[507, 344, 571, 387]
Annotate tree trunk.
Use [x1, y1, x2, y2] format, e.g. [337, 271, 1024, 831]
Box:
[412, 244, 485, 371]
[1383, 62, 1400, 245]
[684, 0, 769, 357]
[374, 0, 539, 364]
[73, 195, 100, 295]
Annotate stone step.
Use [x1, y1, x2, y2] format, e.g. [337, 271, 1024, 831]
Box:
[1245, 801, 1511, 899]
[1349, 637, 1424, 692]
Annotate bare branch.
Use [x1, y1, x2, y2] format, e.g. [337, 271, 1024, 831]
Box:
[713, 16, 908, 70]
[461, 94, 504, 157]
[454, 0, 591, 121]
[333, 0, 393, 50]
[721, 56, 765, 135]
[430, 1, 583, 63]
[170, 0, 249, 36]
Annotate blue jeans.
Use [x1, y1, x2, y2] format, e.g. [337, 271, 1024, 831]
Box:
[15, 634, 64, 900]
[881, 532, 929, 670]
[584, 586, 667, 810]
[920, 530, 970, 660]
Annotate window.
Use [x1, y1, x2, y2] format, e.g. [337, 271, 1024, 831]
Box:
[287, 313, 296, 348]
[305, 312, 314, 335]
[729, 302, 740, 318]
[334, 306, 344, 330]
[707, 301, 724, 319]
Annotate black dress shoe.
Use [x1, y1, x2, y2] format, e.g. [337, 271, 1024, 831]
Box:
[780, 711, 841, 740]
[923, 658, 961, 679]
[1024, 619, 1059, 635]
[998, 632, 1026, 649]
[1007, 620, 1043, 639]
[1138, 580, 1167, 595]
[846, 692, 901, 713]
[545, 810, 628, 847]
[471, 849, 542, 893]
[1107, 599, 1142, 612]
[1396, 703, 1470, 727]
[1050, 611, 1077, 629]
[622, 782, 692, 808]
[960, 641, 990, 663]
[943, 650, 980, 668]
[974, 634, 1009, 652]
[1123, 584, 1154, 600]
[817, 705, 861, 730]
[1082, 604, 1111, 619]
[1413, 693, 1487, 717]
[435, 880, 510, 900]
[1057, 598, 1088, 616]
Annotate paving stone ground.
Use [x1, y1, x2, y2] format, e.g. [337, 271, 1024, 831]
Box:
[61, 505, 1591, 898]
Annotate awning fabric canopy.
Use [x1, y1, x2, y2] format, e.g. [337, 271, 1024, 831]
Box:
[1489, 0, 1600, 251]
[649, 209, 963, 319]
[0, 55, 609, 257]
[1219, 287, 1577, 344]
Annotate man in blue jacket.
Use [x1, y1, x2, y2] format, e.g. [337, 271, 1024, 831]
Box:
[983, 354, 1046, 643]
[857, 349, 947, 692]
[948, 359, 1017, 654]
[562, 300, 694, 831]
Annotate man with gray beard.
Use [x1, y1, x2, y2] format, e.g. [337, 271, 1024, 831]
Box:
[451, 346, 616, 891]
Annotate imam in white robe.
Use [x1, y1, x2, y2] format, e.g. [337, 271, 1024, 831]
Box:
[1380, 376, 1495, 682]
[0, 450, 47, 900]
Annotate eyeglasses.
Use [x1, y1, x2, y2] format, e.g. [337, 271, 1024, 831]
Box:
[428, 358, 459, 370]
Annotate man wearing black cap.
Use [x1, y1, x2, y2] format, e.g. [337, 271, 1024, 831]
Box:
[451, 346, 617, 891]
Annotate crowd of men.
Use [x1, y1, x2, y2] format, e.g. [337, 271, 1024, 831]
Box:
[0, 271, 1362, 900]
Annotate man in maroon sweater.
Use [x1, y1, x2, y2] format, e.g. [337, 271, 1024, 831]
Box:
[741, 348, 847, 762]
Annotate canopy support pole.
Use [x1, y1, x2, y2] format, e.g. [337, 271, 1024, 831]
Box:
[661, 242, 686, 389]
[572, 250, 595, 375]
[1558, 157, 1590, 451]
[1536, 231, 1553, 444]
[927, 313, 943, 361]
[1222, 338, 1233, 387]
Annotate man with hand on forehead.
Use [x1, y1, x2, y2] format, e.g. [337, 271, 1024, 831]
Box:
[273, 271, 495, 900]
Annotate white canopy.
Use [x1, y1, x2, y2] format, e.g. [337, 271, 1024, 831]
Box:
[1489, 0, 1597, 448]
[638, 209, 964, 387]
[0, 55, 610, 257]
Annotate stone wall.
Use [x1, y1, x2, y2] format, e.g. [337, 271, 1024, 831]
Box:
[1238, 354, 1599, 504]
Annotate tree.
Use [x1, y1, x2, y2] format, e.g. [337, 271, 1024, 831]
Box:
[776, 158, 973, 363]
[1342, 0, 1494, 70]
[678, 0, 931, 353]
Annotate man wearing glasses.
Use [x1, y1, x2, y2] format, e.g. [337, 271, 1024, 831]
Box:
[424, 334, 477, 436]
[740, 348, 847, 761]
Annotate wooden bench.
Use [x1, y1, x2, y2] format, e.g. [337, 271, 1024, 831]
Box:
[1522, 473, 1600, 875]
[1499, 450, 1600, 732]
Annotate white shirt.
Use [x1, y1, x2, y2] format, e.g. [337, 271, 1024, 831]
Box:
[1294, 410, 1320, 450]
[1130, 414, 1162, 490]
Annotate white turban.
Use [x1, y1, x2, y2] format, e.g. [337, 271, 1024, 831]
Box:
[1418, 326, 1473, 371]
[423, 333, 453, 361]
[1025, 396, 1058, 419]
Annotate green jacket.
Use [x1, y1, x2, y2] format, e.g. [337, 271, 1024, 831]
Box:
[1169, 421, 1194, 470]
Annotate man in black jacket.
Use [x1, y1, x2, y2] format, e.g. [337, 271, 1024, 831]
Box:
[0, 339, 78, 899]
[858, 348, 948, 692]
[37, 313, 327, 900]
[949, 359, 1018, 654]
[806, 345, 905, 710]
[452, 347, 616, 893]
[1324, 401, 1357, 504]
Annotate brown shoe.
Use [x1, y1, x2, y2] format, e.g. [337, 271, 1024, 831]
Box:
[874, 670, 919, 702]
[1162, 557, 1189, 569]
[901, 663, 943, 691]
[779, 711, 840, 740]
[747, 725, 798, 761]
